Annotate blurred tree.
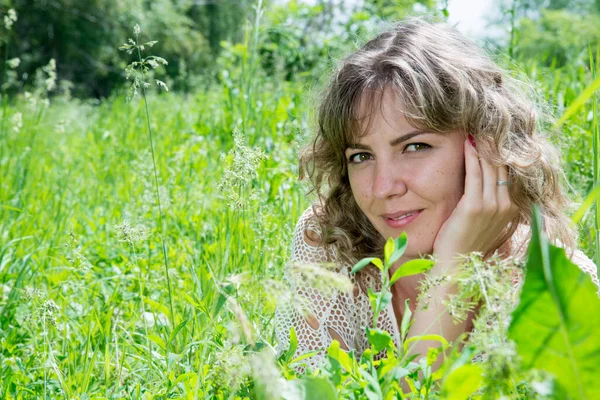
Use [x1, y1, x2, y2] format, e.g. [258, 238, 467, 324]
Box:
[515, 9, 600, 67]
[0, 0, 256, 98]
[363, 0, 438, 19]
[191, 0, 256, 56]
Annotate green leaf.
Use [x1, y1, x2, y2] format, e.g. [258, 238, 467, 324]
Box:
[365, 327, 394, 353]
[390, 259, 434, 285]
[290, 350, 321, 364]
[359, 369, 383, 400]
[388, 232, 408, 266]
[426, 347, 442, 367]
[147, 334, 166, 351]
[327, 340, 353, 373]
[352, 257, 377, 274]
[292, 376, 337, 400]
[371, 258, 384, 271]
[571, 184, 600, 225]
[384, 238, 394, 265]
[556, 74, 600, 127]
[169, 319, 188, 345]
[404, 334, 449, 354]
[376, 291, 392, 315]
[508, 205, 600, 399]
[284, 326, 298, 362]
[439, 364, 484, 400]
[400, 299, 413, 340]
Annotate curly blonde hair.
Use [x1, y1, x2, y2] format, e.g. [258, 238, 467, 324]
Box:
[299, 18, 576, 269]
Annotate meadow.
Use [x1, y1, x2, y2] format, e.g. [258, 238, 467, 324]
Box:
[1, 4, 600, 399]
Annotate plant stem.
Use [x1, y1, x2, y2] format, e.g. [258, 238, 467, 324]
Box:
[135, 35, 175, 340]
[590, 44, 600, 273]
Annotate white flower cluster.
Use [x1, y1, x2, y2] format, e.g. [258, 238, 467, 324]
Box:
[4, 8, 17, 30]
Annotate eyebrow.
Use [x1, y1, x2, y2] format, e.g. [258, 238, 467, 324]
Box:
[347, 129, 432, 151]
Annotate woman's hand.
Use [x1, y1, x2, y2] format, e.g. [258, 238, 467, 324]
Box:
[432, 137, 518, 264]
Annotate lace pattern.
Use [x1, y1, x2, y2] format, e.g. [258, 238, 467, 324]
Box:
[274, 206, 600, 371]
[274, 207, 399, 371]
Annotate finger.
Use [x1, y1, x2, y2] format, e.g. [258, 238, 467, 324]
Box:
[463, 139, 482, 205]
[479, 155, 499, 212]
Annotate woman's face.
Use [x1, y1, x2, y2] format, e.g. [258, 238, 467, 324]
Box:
[346, 90, 466, 260]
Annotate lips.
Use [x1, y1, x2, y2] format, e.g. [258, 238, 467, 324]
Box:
[382, 209, 423, 229]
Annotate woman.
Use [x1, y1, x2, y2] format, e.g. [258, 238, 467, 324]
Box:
[274, 18, 599, 371]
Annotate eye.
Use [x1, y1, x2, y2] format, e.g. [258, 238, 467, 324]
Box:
[348, 152, 373, 164]
[404, 143, 431, 153]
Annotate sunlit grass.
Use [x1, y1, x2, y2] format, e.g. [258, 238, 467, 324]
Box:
[1, 13, 599, 399]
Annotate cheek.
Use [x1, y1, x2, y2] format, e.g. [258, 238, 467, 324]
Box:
[439, 155, 465, 208]
[348, 172, 370, 204]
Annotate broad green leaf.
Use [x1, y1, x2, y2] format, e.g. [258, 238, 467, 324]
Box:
[365, 327, 394, 353]
[388, 232, 408, 266]
[439, 364, 484, 400]
[384, 238, 394, 265]
[143, 296, 170, 322]
[147, 334, 166, 351]
[327, 340, 353, 373]
[390, 259, 434, 285]
[508, 205, 600, 399]
[173, 372, 196, 385]
[292, 376, 337, 400]
[404, 334, 449, 354]
[352, 257, 377, 274]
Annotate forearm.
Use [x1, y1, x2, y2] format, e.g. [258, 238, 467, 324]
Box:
[405, 260, 466, 368]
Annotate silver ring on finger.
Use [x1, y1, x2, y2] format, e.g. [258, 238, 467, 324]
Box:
[496, 180, 510, 186]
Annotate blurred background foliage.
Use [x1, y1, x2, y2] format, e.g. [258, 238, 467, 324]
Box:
[1, 0, 598, 99]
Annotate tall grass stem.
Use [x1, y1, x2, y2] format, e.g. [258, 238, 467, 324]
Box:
[135, 36, 175, 333]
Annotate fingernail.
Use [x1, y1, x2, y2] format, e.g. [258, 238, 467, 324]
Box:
[468, 134, 476, 148]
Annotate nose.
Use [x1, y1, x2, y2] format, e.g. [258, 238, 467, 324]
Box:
[372, 160, 407, 199]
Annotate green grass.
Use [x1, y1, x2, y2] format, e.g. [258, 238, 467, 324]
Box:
[0, 81, 309, 397]
[1, 18, 600, 400]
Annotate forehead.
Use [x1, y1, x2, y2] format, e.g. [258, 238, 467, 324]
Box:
[349, 87, 414, 143]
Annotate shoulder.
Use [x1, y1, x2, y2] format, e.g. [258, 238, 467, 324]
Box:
[290, 206, 332, 264]
[510, 225, 599, 293]
[570, 249, 599, 293]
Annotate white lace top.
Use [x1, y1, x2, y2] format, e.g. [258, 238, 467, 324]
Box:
[274, 206, 600, 371]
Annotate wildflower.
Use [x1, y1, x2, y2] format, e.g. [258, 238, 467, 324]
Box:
[10, 112, 22, 133]
[119, 23, 169, 100]
[250, 349, 290, 399]
[3, 8, 17, 30]
[64, 233, 92, 270]
[115, 220, 150, 244]
[155, 80, 168, 91]
[40, 299, 60, 326]
[227, 297, 254, 344]
[217, 128, 266, 207]
[211, 343, 251, 390]
[42, 59, 57, 92]
[289, 261, 353, 296]
[7, 57, 20, 69]
[22, 287, 42, 301]
[140, 311, 168, 329]
[54, 119, 67, 134]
